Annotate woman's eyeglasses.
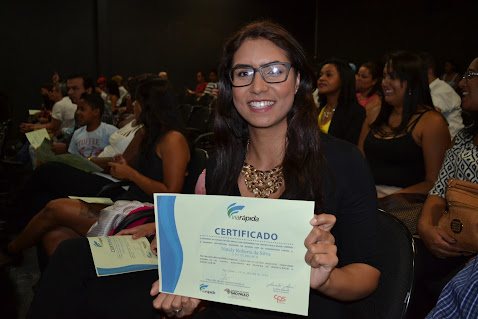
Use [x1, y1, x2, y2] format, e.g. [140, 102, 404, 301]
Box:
[229, 62, 292, 87]
[462, 70, 478, 82]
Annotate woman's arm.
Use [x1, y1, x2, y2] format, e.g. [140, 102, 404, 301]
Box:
[317, 264, 380, 301]
[357, 106, 380, 155]
[20, 118, 61, 133]
[90, 127, 143, 172]
[398, 111, 450, 194]
[365, 96, 381, 117]
[121, 127, 143, 166]
[89, 156, 114, 171]
[306, 214, 380, 301]
[417, 195, 463, 258]
[109, 131, 190, 195]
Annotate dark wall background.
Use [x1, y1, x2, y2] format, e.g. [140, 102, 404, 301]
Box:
[1, 0, 477, 123]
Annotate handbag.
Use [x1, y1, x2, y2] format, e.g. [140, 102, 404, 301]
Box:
[86, 200, 153, 237]
[378, 192, 427, 235]
[438, 178, 478, 253]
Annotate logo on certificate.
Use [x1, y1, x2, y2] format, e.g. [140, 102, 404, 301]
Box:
[227, 203, 259, 222]
[224, 288, 250, 299]
[274, 295, 287, 304]
[199, 283, 216, 294]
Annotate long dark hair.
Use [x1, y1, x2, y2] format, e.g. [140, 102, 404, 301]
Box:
[318, 58, 358, 110]
[210, 20, 325, 213]
[360, 61, 382, 98]
[370, 51, 433, 136]
[135, 79, 186, 156]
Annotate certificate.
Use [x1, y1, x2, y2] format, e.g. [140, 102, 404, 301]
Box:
[25, 129, 50, 148]
[154, 194, 313, 316]
[88, 236, 158, 276]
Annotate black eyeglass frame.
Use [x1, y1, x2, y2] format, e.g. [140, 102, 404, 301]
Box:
[229, 62, 293, 87]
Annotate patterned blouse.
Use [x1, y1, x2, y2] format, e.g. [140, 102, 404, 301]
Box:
[430, 130, 478, 198]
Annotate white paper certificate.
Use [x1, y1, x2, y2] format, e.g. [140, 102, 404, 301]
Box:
[25, 128, 50, 148]
[88, 236, 158, 276]
[154, 193, 313, 316]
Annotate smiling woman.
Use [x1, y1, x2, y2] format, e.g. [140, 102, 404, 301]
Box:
[28, 21, 380, 319]
[317, 58, 366, 145]
[358, 51, 451, 197]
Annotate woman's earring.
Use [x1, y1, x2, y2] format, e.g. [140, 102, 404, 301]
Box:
[408, 89, 412, 96]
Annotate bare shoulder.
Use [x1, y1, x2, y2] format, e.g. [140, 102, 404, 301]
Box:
[160, 130, 188, 144]
[420, 109, 448, 128]
[157, 130, 190, 159]
[415, 108, 451, 142]
[365, 105, 380, 125]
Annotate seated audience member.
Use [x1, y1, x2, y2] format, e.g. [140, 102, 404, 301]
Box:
[421, 53, 463, 139]
[28, 20, 380, 319]
[355, 62, 382, 115]
[425, 257, 478, 319]
[103, 79, 120, 114]
[50, 74, 114, 155]
[202, 70, 218, 97]
[317, 58, 366, 145]
[20, 82, 76, 140]
[111, 75, 128, 106]
[0, 78, 190, 265]
[95, 76, 107, 97]
[186, 71, 208, 96]
[197, 70, 218, 106]
[68, 93, 118, 158]
[39, 83, 54, 112]
[358, 51, 450, 197]
[414, 57, 478, 318]
[37, 83, 54, 124]
[440, 59, 461, 92]
[5, 76, 152, 231]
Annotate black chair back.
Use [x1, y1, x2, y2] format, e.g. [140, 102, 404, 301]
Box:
[186, 106, 211, 133]
[177, 104, 193, 124]
[182, 148, 208, 194]
[346, 209, 415, 319]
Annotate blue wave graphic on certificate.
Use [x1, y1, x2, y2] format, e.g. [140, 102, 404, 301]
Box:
[157, 195, 183, 292]
[97, 264, 158, 275]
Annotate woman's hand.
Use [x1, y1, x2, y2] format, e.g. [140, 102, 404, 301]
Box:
[115, 222, 156, 239]
[108, 161, 136, 180]
[151, 281, 201, 317]
[304, 214, 338, 291]
[113, 154, 127, 165]
[19, 123, 35, 133]
[150, 235, 158, 255]
[420, 223, 463, 258]
[418, 195, 464, 258]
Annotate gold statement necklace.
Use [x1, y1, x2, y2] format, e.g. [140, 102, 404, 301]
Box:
[241, 141, 284, 198]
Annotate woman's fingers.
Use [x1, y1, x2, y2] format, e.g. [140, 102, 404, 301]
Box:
[305, 225, 335, 248]
[151, 291, 201, 317]
[115, 228, 135, 236]
[309, 213, 336, 232]
[150, 279, 160, 296]
[150, 236, 158, 255]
